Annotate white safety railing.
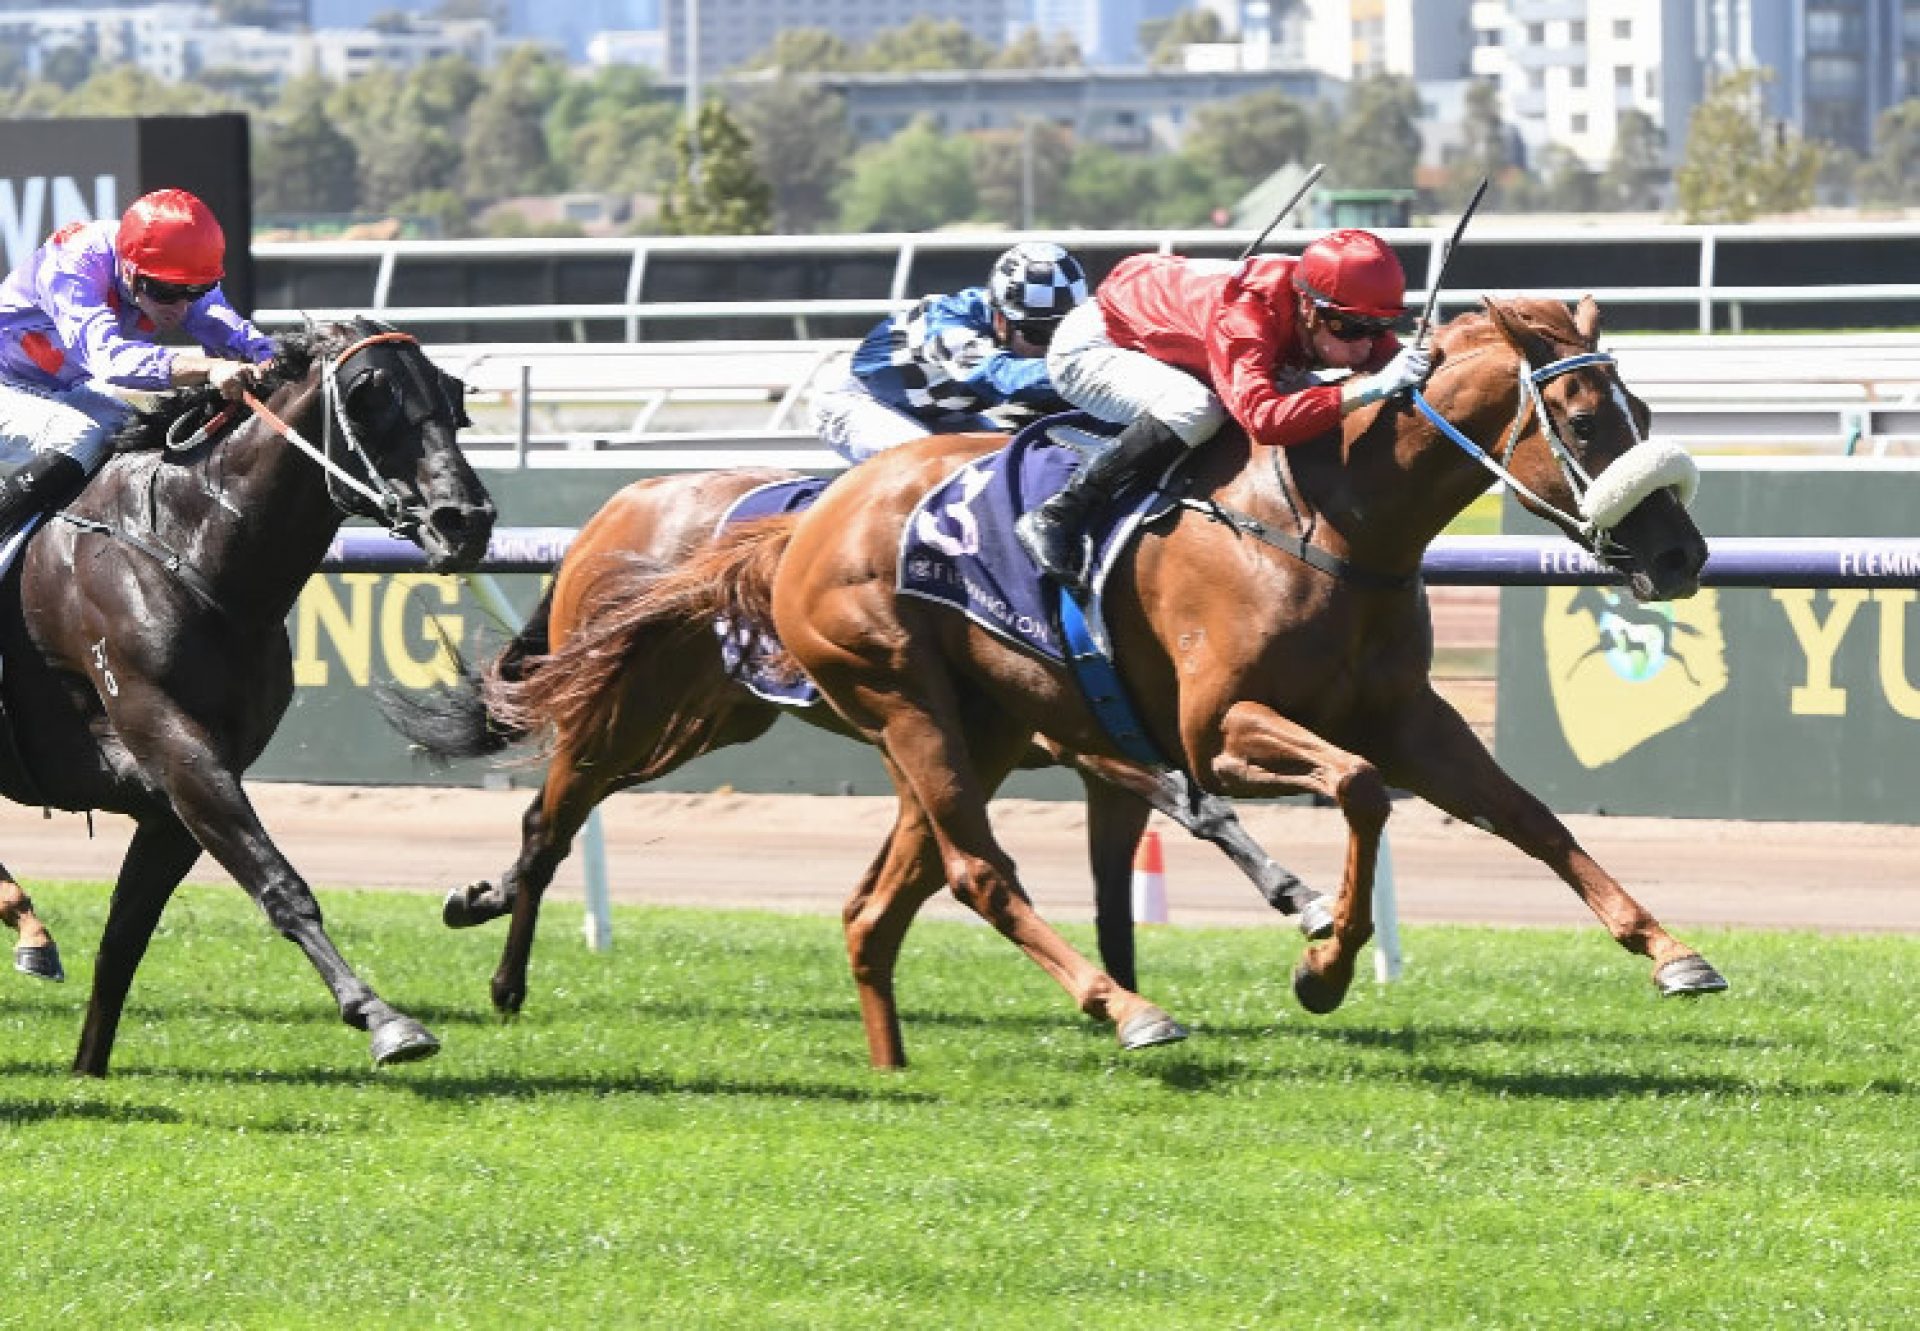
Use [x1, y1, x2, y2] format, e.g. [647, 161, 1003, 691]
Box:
[424, 332, 1920, 468]
[253, 220, 1920, 339]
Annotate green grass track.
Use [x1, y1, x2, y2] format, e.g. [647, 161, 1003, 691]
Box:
[3, 884, 1912, 1329]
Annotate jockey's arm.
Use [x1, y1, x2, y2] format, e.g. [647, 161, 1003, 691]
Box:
[167, 351, 257, 400]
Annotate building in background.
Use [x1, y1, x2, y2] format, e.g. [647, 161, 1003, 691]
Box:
[1017, 0, 1189, 66]
[661, 0, 1011, 77]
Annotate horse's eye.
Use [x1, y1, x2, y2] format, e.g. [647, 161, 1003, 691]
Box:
[1569, 411, 1598, 443]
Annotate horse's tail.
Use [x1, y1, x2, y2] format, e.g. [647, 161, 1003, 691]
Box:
[374, 589, 555, 761]
[482, 516, 800, 768]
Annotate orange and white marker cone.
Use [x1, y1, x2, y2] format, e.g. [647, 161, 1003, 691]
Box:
[1131, 827, 1169, 925]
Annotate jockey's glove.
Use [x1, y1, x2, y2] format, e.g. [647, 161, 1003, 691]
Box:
[1344, 345, 1433, 408]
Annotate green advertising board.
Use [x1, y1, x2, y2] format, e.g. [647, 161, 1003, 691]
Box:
[1495, 460, 1920, 823]
[253, 465, 1082, 798]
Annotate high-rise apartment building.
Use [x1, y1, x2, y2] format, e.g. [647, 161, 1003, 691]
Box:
[1020, 0, 1190, 65]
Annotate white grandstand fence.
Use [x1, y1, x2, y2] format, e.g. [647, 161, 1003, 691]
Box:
[253, 220, 1920, 339]
[421, 333, 1920, 467]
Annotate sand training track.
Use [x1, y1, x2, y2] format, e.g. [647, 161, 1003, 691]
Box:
[3, 783, 1916, 935]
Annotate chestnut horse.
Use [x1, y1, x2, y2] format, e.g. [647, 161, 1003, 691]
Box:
[0, 318, 495, 1074]
[490, 297, 1727, 1067]
[380, 464, 1335, 1013]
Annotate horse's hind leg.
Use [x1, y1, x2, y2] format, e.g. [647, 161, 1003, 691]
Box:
[72, 814, 202, 1076]
[0, 861, 62, 982]
[840, 782, 948, 1068]
[862, 688, 1186, 1058]
[1377, 688, 1725, 996]
[1081, 772, 1149, 992]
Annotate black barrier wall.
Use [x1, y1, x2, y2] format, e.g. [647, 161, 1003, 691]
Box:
[1, 114, 255, 312]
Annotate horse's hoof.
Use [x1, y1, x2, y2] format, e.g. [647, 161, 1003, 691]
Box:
[1295, 895, 1336, 941]
[1655, 954, 1728, 997]
[1292, 958, 1348, 1015]
[370, 1017, 441, 1066]
[1118, 1007, 1190, 1050]
[14, 942, 65, 983]
[442, 882, 498, 929]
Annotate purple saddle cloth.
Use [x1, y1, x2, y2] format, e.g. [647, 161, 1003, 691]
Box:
[898, 412, 1154, 663]
[714, 477, 830, 706]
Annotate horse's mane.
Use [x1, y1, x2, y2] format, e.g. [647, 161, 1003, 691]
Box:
[109, 326, 341, 455]
[1436, 297, 1587, 355]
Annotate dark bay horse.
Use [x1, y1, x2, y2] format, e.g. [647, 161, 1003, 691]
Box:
[0, 318, 495, 1075]
[380, 463, 1333, 1014]
[487, 296, 1726, 1068]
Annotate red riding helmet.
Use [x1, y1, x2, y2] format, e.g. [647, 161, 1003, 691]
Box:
[1292, 229, 1406, 320]
[117, 189, 226, 286]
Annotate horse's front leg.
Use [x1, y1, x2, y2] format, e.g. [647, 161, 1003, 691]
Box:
[146, 725, 441, 1064]
[1209, 701, 1393, 1015]
[1374, 687, 1726, 995]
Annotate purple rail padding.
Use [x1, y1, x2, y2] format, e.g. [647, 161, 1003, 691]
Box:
[322, 529, 1920, 589]
[322, 526, 578, 573]
[1423, 536, 1920, 588]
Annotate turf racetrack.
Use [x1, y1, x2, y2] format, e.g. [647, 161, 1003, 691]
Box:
[4, 885, 1912, 1328]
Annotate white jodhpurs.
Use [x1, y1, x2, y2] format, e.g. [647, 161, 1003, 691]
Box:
[1045, 302, 1225, 447]
[809, 370, 995, 465]
[0, 378, 129, 477]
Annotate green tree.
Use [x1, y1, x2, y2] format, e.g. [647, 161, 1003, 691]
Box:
[1443, 79, 1513, 208]
[402, 55, 483, 130]
[213, 0, 297, 23]
[658, 100, 773, 235]
[41, 44, 98, 93]
[1181, 89, 1313, 193]
[1331, 74, 1422, 191]
[741, 27, 856, 72]
[459, 45, 564, 202]
[734, 78, 853, 233]
[45, 64, 230, 116]
[255, 85, 361, 215]
[860, 18, 996, 72]
[969, 120, 1074, 228]
[1601, 108, 1666, 211]
[835, 116, 976, 232]
[1513, 144, 1597, 213]
[993, 26, 1083, 70]
[390, 188, 473, 238]
[546, 63, 679, 195]
[1143, 8, 1225, 69]
[1052, 144, 1160, 228]
[1138, 154, 1230, 228]
[1857, 100, 1920, 205]
[1675, 68, 1821, 222]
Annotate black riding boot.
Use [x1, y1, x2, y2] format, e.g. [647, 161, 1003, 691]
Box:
[0, 451, 87, 532]
[1016, 414, 1188, 590]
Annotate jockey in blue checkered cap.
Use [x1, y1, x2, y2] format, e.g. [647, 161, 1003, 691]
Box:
[811, 241, 1090, 464]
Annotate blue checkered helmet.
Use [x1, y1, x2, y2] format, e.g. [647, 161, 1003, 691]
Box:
[987, 242, 1089, 334]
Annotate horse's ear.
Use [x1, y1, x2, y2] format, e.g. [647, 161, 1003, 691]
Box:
[1574, 294, 1602, 348]
[1482, 296, 1555, 368]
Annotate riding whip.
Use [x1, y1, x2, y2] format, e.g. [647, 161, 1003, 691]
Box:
[1413, 176, 1489, 349]
[1234, 162, 1326, 263]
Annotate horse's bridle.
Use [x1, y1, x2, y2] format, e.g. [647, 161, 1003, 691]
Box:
[1413, 341, 1697, 549]
[238, 329, 445, 540]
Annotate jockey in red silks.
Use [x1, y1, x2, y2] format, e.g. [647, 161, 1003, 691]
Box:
[1017, 228, 1433, 590]
[0, 187, 276, 530]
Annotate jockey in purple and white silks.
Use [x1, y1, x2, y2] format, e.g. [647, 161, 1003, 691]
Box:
[810, 241, 1090, 464]
[0, 187, 275, 529]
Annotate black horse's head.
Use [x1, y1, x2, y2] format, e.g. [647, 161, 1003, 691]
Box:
[302, 317, 497, 571]
[1484, 296, 1707, 602]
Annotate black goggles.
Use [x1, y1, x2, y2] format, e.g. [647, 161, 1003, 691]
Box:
[1012, 318, 1062, 347]
[139, 275, 216, 304]
[1315, 305, 1398, 341]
